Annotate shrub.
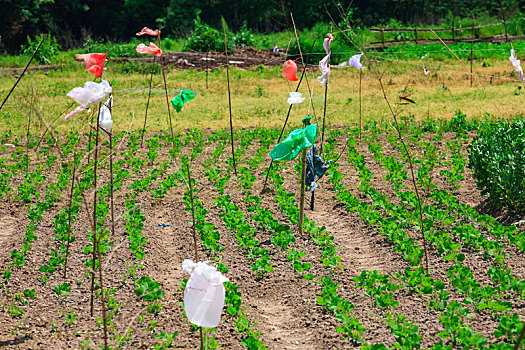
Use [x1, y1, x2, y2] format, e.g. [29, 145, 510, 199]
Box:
[446, 110, 477, 133]
[20, 34, 61, 64]
[468, 118, 525, 210]
[184, 16, 233, 52]
[232, 21, 255, 47]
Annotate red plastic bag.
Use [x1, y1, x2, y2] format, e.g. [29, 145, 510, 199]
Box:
[282, 59, 299, 81]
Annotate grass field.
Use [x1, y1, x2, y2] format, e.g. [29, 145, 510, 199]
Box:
[0, 56, 524, 136]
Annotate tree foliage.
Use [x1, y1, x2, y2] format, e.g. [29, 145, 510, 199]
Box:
[1, 0, 524, 53]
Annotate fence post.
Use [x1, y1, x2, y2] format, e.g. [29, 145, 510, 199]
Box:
[381, 27, 385, 47]
[503, 19, 508, 42]
[452, 18, 455, 42]
[414, 27, 418, 44]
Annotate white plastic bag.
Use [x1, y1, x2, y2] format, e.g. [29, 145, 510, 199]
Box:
[287, 92, 305, 105]
[349, 53, 364, 70]
[67, 80, 112, 107]
[99, 95, 113, 136]
[182, 259, 229, 328]
[318, 54, 330, 86]
[509, 49, 523, 81]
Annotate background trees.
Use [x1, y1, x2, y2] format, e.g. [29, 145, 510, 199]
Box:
[1, 0, 523, 53]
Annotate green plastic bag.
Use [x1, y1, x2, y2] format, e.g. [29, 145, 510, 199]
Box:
[270, 124, 317, 161]
[171, 89, 196, 112]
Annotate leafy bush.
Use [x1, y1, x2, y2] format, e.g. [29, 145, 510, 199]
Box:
[184, 16, 233, 52]
[20, 34, 61, 64]
[468, 118, 525, 210]
[233, 21, 255, 47]
[446, 110, 477, 133]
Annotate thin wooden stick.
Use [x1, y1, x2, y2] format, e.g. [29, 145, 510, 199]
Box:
[298, 149, 307, 235]
[359, 68, 362, 140]
[222, 20, 237, 176]
[141, 55, 156, 148]
[98, 237, 109, 350]
[0, 34, 48, 111]
[205, 52, 209, 89]
[109, 132, 115, 239]
[186, 163, 204, 350]
[186, 164, 199, 262]
[90, 104, 101, 317]
[514, 323, 525, 350]
[156, 35, 177, 159]
[63, 153, 77, 278]
[320, 81, 329, 155]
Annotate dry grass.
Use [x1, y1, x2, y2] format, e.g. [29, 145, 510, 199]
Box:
[0, 58, 523, 136]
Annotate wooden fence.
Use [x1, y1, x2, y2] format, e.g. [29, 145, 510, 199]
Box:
[367, 21, 525, 48]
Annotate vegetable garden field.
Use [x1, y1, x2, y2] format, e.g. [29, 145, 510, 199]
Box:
[0, 25, 524, 350]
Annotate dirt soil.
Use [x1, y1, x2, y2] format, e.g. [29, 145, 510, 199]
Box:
[0, 127, 523, 349]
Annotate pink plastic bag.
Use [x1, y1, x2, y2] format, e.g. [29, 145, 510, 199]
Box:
[182, 260, 229, 328]
[136, 43, 162, 57]
[282, 60, 299, 81]
[136, 27, 160, 36]
[75, 53, 107, 78]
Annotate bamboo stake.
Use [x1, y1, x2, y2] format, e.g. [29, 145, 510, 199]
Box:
[514, 324, 525, 350]
[109, 132, 115, 239]
[97, 237, 109, 350]
[141, 55, 156, 148]
[0, 34, 48, 111]
[156, 35, 177, 159]
[186, 163, 204, 349]
[63, 153, 77, 278]
[320, 81, 329, 155]
[222, 20, 237, 176]
[298, 149, 307, 235]
[205, 52, 209, 89]
[90, 104, 101, 316]
[359, 69, 363, 140]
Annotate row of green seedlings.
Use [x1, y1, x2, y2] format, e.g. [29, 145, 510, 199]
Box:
[264, 130, 368, 345]
[116, 128, 228, 348]
[329, 129, 522, 348]
[181, 158, 266, 349]
[114, 130, 196, 349]
[1, 134, 82, 319]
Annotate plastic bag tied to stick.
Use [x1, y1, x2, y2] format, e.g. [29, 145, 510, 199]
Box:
[75, 53, 107, 78]
[136, 42, 162, 57]
[318, 33, 334, 86]
[64, 80, 112, 119]
[349, 53, 364, 70]
[270, 124, 318, 161]
[282, 59, 299, 81]
[509, 49, 523, 82]
[287, 92, 305, 105]
[171, 89, 196, 112]
[306, 144, 331, 193]
[99, 95, 113, 136]
[136, 27, 160, 36]
[182, 259, 229, 328]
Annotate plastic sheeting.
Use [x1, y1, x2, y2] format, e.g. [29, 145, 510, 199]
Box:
[75, 53, 107, 78]
[182, 259, 229, 328]
[270, 124, 317, 161]
[171, 89, 196, 112]
[306, 145, 330, 193]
